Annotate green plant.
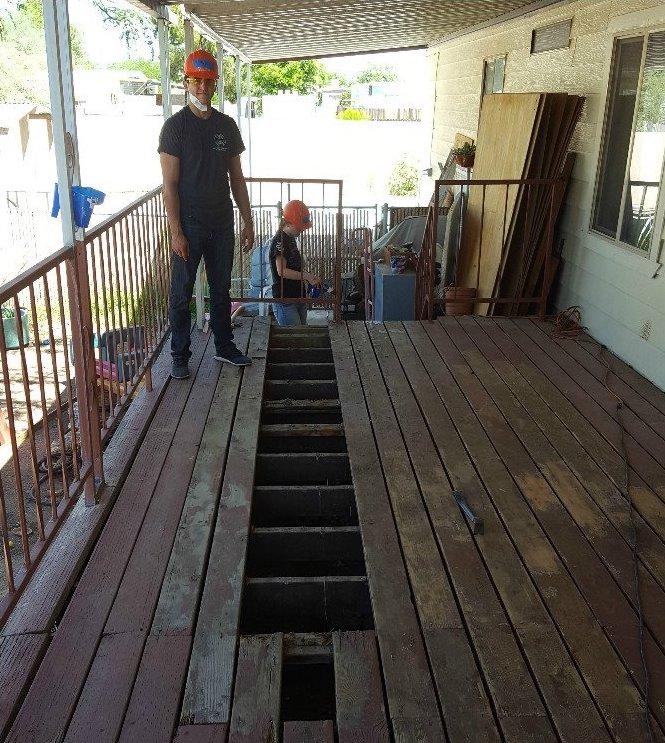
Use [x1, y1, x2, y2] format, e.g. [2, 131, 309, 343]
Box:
[1, 304, 15, 320]
[337, 108, 368, 121]
[452, 142, 476, 158]
[388, 158, 419, 197]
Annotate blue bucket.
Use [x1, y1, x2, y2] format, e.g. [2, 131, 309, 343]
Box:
[52, 183, 106, 229]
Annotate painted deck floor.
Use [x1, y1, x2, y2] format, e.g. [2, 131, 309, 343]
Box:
[1, 316, 665, 742]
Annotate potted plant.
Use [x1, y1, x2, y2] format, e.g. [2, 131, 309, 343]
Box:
[2, 304, 30, 350]
[452, 142, 476, 169]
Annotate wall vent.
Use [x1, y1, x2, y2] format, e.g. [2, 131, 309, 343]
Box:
[531, 19, 572, 54]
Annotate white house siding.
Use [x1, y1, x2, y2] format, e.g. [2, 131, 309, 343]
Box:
[428, 0, 665, 389]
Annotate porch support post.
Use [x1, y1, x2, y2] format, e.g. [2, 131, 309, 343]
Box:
[157, 4, 171, 119]
[184, 16, 194, 56]
[235, 56, 242, 138]
[42, 0, 103, 501]
[245, 62, 252, 177]
[217, 43, 225, 113]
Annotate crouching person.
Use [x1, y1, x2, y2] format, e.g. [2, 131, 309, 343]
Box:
[270, 200, 320, 326]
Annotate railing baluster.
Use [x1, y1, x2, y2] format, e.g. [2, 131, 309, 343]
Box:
[118, 218, 138, 397]
[122, 214, 140, 381]
[137, 203, 156, 353]
[55, 264, 79, 483]
[0, 317, 31, 565]
[110, 223, 129, 399]
[88, 237, 108, 429]
[13, 294, 46, 541]
[0, 474, 15, 593]
[28, 284, 58, 521]
[127, 210, 150, 367]
[42, 274, 69, 499]
[103, 227, 119, 416]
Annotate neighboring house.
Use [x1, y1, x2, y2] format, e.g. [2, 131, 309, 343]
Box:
[429, 1, 665, 388]
[350, 82, 423, 120]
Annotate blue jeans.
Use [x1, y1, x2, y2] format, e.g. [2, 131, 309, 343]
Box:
[273, 302, 308, 326]
[169, 217, 234, 362]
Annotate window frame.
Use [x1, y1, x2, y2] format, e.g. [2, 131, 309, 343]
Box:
[591, 25, 665, 263]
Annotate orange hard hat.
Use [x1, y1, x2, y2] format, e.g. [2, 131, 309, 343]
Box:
[184, 50, 219, 80]
[283, 200, 312, 231]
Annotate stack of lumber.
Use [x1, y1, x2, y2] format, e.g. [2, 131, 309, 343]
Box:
[455, 93, 584, 315]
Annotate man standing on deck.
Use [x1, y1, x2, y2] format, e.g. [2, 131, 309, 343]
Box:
[159, 49, 254, 379]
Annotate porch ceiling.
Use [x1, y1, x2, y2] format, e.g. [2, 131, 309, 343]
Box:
[172, 0, 562, 62]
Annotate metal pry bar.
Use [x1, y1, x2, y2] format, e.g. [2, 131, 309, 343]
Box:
[453, 491, 484, 535]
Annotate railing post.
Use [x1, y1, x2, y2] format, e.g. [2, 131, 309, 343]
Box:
[540, 180, 561, 318]
[67, 240, 103, 503]
[381, 202, 389, 236]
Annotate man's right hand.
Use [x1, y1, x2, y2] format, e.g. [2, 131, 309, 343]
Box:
[305, 272, 321, 286]
[171, 231, 189, 260]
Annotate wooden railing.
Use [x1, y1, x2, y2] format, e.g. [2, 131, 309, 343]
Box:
[0, 187, 169, 621]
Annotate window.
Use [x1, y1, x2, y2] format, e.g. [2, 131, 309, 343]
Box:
[483, 56, 505, 95]
[593, 30, 665, 254]
[531, 19, 572, 54]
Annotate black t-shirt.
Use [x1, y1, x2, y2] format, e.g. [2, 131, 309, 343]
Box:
[270, 231, 304, 299]
[158, 106, 245, 229]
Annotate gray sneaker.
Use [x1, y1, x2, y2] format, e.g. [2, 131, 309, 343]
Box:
[214, 344, 251, 366]
[171, 360, 190, 379]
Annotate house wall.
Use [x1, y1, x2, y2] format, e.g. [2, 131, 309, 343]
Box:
[428, 0, 665, 389]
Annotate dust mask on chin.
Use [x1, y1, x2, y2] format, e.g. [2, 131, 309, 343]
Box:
[189, 92, 209, 112]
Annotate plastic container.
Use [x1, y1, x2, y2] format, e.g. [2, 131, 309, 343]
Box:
[52, 184, 106, 229]
[2, 307, 30, 350]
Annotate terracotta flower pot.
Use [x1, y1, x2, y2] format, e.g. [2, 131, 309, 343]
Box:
[445, 287, 477, 316]
[454, 153, 475, 169]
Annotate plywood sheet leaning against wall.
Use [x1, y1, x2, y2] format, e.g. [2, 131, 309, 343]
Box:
[498, 95, 584, 315]
[455, 93, 543, 316]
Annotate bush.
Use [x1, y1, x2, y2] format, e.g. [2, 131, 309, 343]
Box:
[337, 108, 369, 121]
[388, 159, 419, 197]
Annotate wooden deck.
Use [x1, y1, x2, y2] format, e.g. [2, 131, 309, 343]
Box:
[1, 316, 664, 742]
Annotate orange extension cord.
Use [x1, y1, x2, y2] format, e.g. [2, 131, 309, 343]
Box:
[547, 307, 654, 743]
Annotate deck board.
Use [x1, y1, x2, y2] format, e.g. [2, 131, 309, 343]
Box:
[2, 317, 664, 743]
[181, 318, 269, 726]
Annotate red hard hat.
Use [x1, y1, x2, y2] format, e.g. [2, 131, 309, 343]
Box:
[283, 200, 312, 231]
[184, 50, 219, 80]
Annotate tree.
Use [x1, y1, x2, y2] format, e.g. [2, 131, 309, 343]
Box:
[355, 65, 398, 84]
[0, 0, 89, 103]
[92, 0, 157, 57]
[109, 59, 160, 80]
[388, 158, 419, 197]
